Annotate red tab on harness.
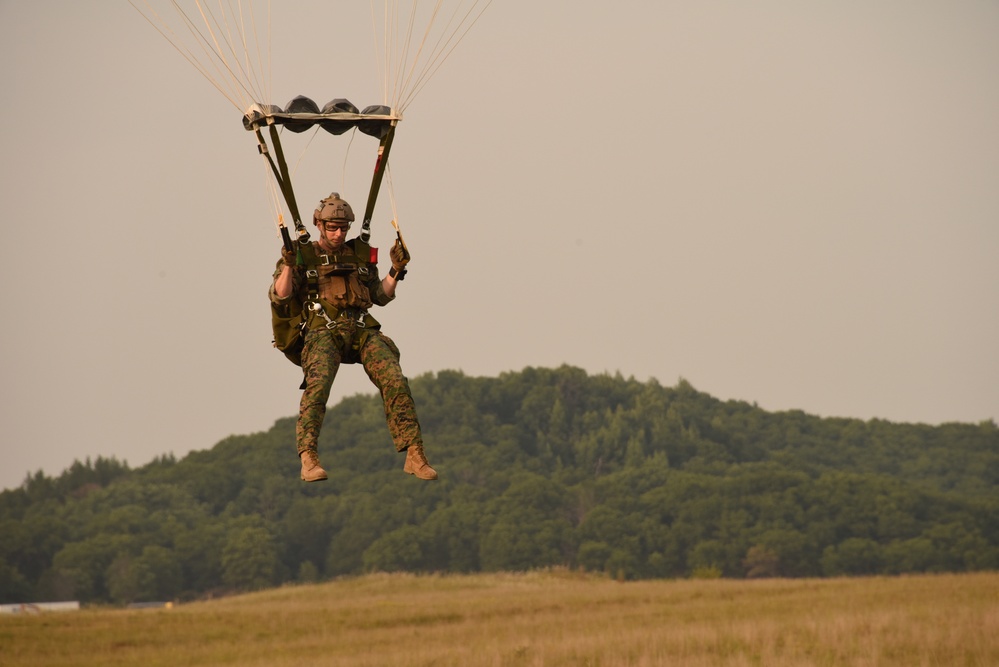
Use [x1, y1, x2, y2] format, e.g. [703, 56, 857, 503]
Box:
[370, 247, 379, 264]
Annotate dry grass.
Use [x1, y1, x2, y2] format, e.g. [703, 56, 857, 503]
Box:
[2, 570, 996, 666]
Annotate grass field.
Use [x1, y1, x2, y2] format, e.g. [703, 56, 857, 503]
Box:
[1, 570, 996, 666]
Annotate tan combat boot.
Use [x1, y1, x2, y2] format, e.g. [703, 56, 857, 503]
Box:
[403, 445, 438, 480]
[300, 449, 328, 482]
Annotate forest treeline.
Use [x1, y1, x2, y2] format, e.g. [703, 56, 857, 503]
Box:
[2, 365, 997, 604]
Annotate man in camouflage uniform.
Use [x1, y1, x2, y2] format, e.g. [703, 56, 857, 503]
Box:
[270, 192, 437, 483]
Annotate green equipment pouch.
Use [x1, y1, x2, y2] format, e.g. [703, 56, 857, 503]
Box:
[271, 295, 306, 366]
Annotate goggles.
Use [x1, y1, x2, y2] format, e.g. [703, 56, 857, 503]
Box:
[320, 221, 351, 232]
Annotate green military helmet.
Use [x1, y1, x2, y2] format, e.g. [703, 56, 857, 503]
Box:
[314, 192, 355, 226]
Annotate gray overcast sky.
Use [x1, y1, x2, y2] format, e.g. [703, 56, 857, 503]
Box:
[1, 1, 997, 491]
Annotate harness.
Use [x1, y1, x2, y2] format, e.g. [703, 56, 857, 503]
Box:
[297, 238, 380, 363]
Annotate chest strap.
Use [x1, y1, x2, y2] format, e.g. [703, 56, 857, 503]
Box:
[298, 239, 377, 330]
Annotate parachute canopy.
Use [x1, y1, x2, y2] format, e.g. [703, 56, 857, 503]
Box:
[242, 97, 399, 139]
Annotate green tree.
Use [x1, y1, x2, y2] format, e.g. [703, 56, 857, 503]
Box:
[174, 521, 225, 594]
[3, 364, 998, 599]
[688, 540, 730, 576]
[755, 528, 817, 577]
[0, 560, 31, 602]
[106, 554, 153, 604]
[279, 496, 336, 577]
[821, 538, 883, 576]
[577, 541, 612, 573]
[362, 525, 425, 572]
[606, 548, 640, 581]
[221, 524, 278, 591]
[480, 518, 568, 571]
[479, 474, 573, 572]
[883, 537, 935, 574]
[136, 545, 183, 600]
[422, 503, 483, 572]
[742, 545, 779, 578]
[50, 534, 134, 601]
[297, 561, 319, 583]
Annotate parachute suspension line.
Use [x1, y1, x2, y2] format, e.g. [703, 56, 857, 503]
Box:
[357, 0, 491, 243]
[239, 0, 271, 102]
[134, 1, 491, 248]
[370, 2, 380, 102]
[371, 0, 421, 110]
[128, 1, 272, 112]
[199, 1, 249, 99]
[232, 0, 271, 108]
[176, 1, 251, 107]
[365, 0, 491, 113]
[372, 0, 401, 108]
[393, 0, 443, 111]
[134, 0, 491, 114]
[341, 128, 360, 201]
[128, 1, 244, 109]
[190, 0, 266, 108]
[246, 0, 272, 104]
[265, 0, 273, 107]
[390, 1, 422, 113]
[290, 125, 322, 180]
[287, 124, 359, 220]
[397, 0, 492, 112]
[385, 162, 400, 229]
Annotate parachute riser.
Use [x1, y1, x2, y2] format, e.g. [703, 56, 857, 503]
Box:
[359, 121, 398, 244]
[252, 126, 311, 246]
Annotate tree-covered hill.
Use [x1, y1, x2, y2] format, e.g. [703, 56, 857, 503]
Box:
[2, 365, 996, 604]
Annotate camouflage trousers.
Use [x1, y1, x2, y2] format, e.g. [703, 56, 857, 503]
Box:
[296, 327, 422, 455]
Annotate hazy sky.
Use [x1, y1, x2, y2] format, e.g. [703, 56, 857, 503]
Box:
[1, 1, 997, 491]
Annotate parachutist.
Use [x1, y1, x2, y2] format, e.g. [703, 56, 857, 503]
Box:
[270, 192, 436, 483]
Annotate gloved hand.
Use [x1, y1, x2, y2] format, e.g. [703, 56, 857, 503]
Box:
[281, 245, 297, 267]
[390, 237, 410, 271]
